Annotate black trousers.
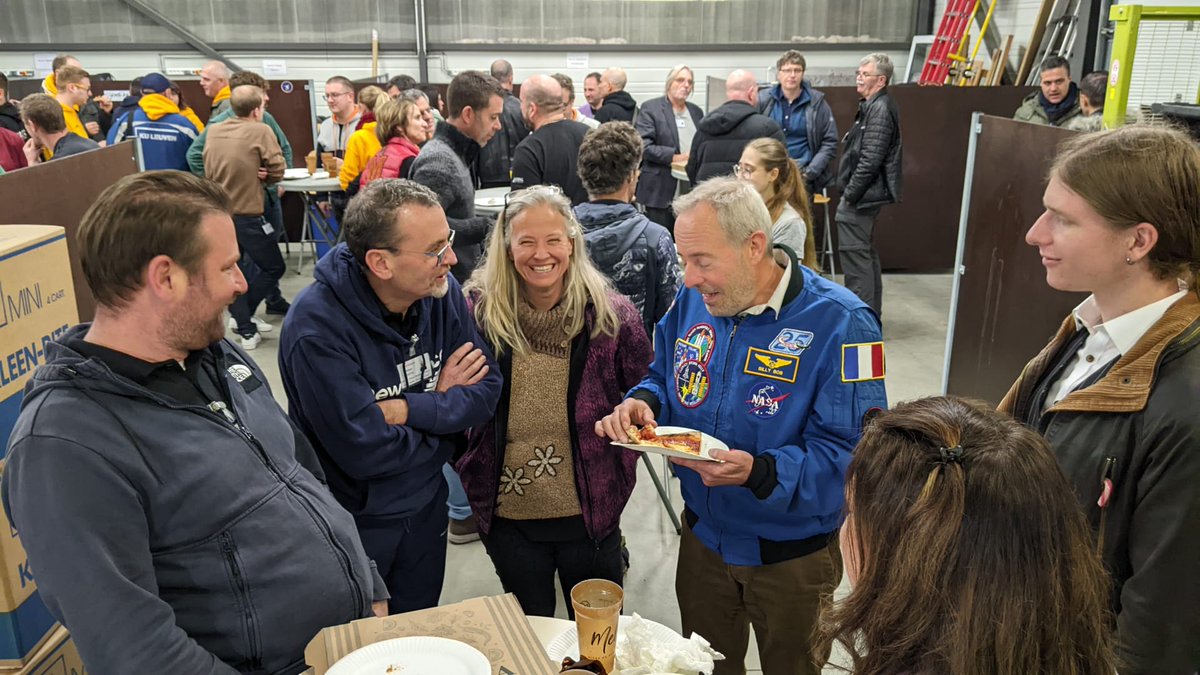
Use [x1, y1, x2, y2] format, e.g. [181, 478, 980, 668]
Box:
[480, 518, 624, 618]
[835, 200, 883, 317]
[644, 206, 676, 237]
[229, 214, 286, 335]
[355, 480, 449, 614]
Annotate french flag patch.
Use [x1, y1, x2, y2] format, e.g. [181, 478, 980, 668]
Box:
[841, 342, 886, 382]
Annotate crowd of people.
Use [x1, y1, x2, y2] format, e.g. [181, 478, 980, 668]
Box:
[0, 47, 1196, 675]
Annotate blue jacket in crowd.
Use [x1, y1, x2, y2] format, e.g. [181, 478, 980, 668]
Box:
[279, 243, 502, 520]
[629, 246, 887, 565]
[759, 82, 840, 191]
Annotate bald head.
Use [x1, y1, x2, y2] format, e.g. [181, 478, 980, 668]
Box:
[519, 74, 565, 129]
[602, 67, 628, 92]
[491, 59, 514, 90]
[726, 70, 758, 104]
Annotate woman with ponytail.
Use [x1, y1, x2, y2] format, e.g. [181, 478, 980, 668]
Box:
[819, 396, 1115, 675]
[735, 137, 818, 269]
[1001, 124, 1200, 674]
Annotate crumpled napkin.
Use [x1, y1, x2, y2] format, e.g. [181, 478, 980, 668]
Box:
[614, 613, 724, 675]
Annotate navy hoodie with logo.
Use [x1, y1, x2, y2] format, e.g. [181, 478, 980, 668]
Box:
[279, 243, 502, 520]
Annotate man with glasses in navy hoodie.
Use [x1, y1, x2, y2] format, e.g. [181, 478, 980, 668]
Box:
[279, 179, 502, 613]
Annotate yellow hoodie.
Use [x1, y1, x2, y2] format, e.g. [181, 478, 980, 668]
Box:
[340, 122, 380, 190]
[138, 93, 205, 132]
[211, 85, 231, 110]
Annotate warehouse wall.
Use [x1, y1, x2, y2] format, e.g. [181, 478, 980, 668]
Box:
[0, 48, 911, 117]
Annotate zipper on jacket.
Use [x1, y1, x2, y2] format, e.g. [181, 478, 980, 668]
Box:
[208, 370, 368, 618]
[1096, 456, 1116, 557]
[705, 319, 741, 545]
[220, 532, 263, 668]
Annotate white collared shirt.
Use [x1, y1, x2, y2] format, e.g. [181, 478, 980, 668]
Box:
[1044, 289, 1187, 411]
[740, 250, 792, 319]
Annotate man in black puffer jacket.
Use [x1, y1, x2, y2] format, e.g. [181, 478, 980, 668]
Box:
[837, 53, 902, 317]
[687, 70, 784, 185]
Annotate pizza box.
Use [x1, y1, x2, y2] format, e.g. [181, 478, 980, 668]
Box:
[611, 426, 725, 462]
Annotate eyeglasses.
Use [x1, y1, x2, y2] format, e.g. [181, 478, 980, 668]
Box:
[779, 67, 805, 75]
[732, 163, 757, 178]
[384, 229, 456, 266]
[323, 91, 352, 100]
[855, 71, 882, 79]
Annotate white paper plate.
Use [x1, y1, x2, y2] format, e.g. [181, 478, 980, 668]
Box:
[326, 636, 491, 675]
[284, 168, 329, 180]
[611, 426, 726, 462]
[544, 616, 680, 672]
[475, 196, 505, 207]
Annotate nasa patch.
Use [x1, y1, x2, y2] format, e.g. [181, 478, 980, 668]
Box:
[681, 323, 716, 364]
[746, 382, 790, 419]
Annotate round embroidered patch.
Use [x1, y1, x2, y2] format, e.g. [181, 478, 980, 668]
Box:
[675, 359, 711, 408]
[746, 382, 790, 419]
[682, 323, 716, 364]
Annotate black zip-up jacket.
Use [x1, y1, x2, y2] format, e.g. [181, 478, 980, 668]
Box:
[1001, 292, 1200, 675]
[838, 87, 902, 210]
[476, 90, 526, 187]
[2, 326, 382, 674]
[686, 100, 784, 185]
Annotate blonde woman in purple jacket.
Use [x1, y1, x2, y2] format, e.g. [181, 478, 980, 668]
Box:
[459, 184, 653, 617]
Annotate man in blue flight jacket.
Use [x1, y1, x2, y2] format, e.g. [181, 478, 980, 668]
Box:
[597, 177, 887, 675]
[279, 179, 502, 614]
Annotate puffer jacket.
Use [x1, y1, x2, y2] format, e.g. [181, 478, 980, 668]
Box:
[459, 292, 652, 541]
[758, 82, 840, 190]
[1014, 87, 1083, 128]
[3, 325, 380, 674]
[838, 88, 902, 210]
[574, 200, 682, 335]
[999, 292, 1200, 675]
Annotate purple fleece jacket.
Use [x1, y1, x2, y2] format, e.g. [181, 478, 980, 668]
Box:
[458, 292, 652, 540]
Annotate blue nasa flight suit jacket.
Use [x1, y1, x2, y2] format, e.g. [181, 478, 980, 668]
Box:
[279, 243, 502, 521]
[629, 246, 887, 566]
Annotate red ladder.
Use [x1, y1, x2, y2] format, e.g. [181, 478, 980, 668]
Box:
[919, 0, 979, 86]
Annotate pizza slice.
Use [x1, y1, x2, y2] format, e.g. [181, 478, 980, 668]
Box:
[624, 425, 703, 457]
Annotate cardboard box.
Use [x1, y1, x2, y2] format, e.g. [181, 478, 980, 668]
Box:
[1, 225, 77, 450]
[305, 594, 557, 675]
[0, 226, 76, 668]
[14, 627, 84, 675]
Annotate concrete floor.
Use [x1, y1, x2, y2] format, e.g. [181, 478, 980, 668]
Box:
[253, 252, 953, 674]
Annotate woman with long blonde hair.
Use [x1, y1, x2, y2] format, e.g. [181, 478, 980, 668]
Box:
[458, 185, 652, 617]
[736, 137, 818, 269]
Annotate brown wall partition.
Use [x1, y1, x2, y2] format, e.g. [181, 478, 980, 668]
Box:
[818, 85, 1036, 272]
[0, 142, 141, 321]
[944, 115, 1085, 404]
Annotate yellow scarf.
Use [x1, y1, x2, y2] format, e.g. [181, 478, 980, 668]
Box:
[212, 85, 231, 107]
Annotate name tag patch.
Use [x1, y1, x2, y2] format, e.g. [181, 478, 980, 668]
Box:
[743, 348, 799, 383]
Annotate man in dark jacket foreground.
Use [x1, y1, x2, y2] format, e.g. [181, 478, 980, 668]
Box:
[687, 70, 784, 185]
[3, 171, 388, 674]
[279, 179, 502, 615]
[836, 53, 902, 317]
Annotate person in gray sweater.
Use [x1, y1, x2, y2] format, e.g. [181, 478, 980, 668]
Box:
[410, 70, 506, 282]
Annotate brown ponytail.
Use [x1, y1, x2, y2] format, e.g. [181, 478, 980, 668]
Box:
[746, 137, 818, 270]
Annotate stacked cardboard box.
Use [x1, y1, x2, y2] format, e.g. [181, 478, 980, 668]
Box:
[0, 226, 79, 669]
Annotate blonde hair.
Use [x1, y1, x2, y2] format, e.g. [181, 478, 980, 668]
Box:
[374, 98, 421, 145]
[358, 85, 387, 112]
[465, 185, 620, 357]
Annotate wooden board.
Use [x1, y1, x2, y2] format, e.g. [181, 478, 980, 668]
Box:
[0, 143, 140, 321]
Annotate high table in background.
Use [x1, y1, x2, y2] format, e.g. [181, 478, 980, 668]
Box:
[280, 169, 342, 273]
